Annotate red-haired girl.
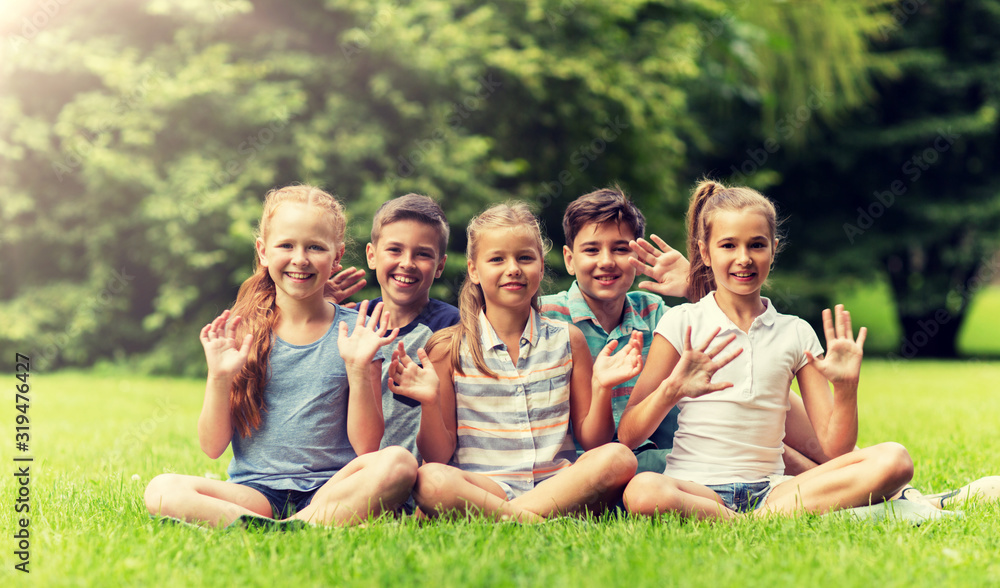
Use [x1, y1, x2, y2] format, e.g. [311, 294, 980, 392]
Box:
[145, 185, 416, 528]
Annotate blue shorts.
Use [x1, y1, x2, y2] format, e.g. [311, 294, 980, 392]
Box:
[241, 482, 319, 519]
[705, 479, 775, 513]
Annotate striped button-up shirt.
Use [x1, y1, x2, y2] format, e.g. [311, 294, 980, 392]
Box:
[450, 308, 577, 498]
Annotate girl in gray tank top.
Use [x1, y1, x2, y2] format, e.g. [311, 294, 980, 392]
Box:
[144, 185, 417, 528]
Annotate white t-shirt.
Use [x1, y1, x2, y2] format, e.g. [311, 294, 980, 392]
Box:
[654, 293, 823, 485]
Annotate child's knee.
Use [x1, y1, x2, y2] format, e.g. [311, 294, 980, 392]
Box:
[623, 472, 670, 515]
[379, 446, 419, 488]
[414, 463, 455, 505]
[144, 473, 183, 514]
[593, 443, 638, 488]
[874, 442, 913, 486]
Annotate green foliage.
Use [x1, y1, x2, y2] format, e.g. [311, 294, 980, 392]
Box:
[0, 0, 729, 373]
[2, 0, 995, 368]
[724, 0, 1000, 356]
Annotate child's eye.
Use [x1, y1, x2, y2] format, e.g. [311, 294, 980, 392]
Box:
[751, 242, 767, 249]
[309, 245, 326, 251]
[583, 248, 598, 254]
[277, 243, 293, 249]
[489, 256, 503, 263]
[519, 255, 536, 262]
[417, 252, 433, 258]
[614, 247, 631, 254]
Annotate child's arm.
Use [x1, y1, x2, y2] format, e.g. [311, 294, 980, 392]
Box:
[386, 340, 458, 463]
[568, 328, 643, 450]
[197, 310, 252, 459]
[628, 235, 691, 300]
[795, 305, 866, 458]
[618, 328, 740, 449]
[339, 301, 399, 455]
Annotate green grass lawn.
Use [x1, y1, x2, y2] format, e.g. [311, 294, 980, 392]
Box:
[3, 365, 1000, 587]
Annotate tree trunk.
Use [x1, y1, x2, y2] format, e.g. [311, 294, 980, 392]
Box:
[895, 311, 963, 358]
[884, 246, 978, 359]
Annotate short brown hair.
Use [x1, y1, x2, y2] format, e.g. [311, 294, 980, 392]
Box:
[370, 193, 450, 255]
[561, 185, 646, 248]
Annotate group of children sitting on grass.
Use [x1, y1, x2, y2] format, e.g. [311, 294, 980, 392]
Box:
[144, 182, 998, 528]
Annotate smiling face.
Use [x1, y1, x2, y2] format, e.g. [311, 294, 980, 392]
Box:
[698, 209, 776, 300]
[563, 220, 637, 307]
[469, 225, 544, 312]
[366, 219, 446, 317]
[256, 202, 343, 304]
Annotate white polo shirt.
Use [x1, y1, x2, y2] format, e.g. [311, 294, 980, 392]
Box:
[654, 293, 823, 485]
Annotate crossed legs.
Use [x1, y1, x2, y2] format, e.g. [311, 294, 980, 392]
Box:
[145, 446, 417, 527]
[414, 443, 637, 522]
[624, 442, 913, 520]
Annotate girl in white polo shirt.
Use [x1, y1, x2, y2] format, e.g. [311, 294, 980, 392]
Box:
[618, 180, 914, 519]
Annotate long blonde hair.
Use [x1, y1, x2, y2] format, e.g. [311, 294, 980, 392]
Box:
[686, 179, 781, 301]
[427, 202, 549, 378]
[228, 185, 346, 438]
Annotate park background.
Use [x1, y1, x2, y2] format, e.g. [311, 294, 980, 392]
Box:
[1, 0, 999, 586]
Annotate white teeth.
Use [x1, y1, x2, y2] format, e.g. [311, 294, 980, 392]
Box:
[393, 276, 417, 284]
[286, 272, 312, 279]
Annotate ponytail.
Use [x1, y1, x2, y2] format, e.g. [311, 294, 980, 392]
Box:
[229, 269, 279, 438]
[686, 180, 725, 301]
[684, 179, 782, 302]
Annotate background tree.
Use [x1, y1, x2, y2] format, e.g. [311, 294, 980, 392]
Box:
[0, 0, 722, 373]
[766, 0, 1000, 357]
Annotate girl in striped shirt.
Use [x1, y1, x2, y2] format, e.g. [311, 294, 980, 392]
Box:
[386, 202, 646, 521]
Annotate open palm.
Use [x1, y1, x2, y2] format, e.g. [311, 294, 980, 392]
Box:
[806, 305, 866, 387]
[669, 327, 742, 400]
[628, 235, 691, 299]
[200, 310, 252, 380]
[387, 343, 440, 406]
[338, 300, 399, 369]
[593, 331, 644, 389]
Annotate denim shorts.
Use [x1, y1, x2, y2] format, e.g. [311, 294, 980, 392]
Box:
[705, 479, 775, 513]
[241, 482, 319, 519]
